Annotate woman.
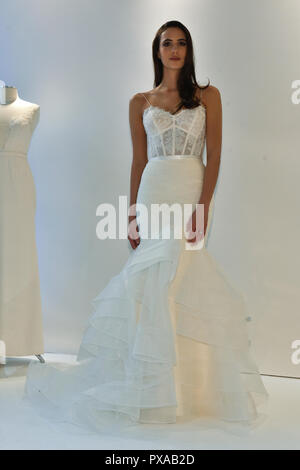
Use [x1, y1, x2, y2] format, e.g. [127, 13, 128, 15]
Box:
[23, 20, 269, 436]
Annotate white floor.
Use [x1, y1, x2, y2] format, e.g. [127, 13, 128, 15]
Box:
[0, 353, 299, 450]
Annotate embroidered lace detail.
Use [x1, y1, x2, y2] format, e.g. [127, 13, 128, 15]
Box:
[143, 105, 206, 160]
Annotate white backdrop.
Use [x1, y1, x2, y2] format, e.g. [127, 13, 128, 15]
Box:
[0, 0, 299, 377]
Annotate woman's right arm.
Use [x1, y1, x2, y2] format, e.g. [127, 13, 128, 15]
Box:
[128, 93, 148, 249]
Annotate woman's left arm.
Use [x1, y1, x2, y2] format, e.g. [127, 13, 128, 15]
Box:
[186, 86, 222, 244]
[198, 85, 222, 206]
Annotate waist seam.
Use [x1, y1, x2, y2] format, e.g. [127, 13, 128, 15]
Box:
[148, 154, 201, 161]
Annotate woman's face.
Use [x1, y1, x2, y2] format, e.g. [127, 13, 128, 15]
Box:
[158, 27, 187, 69]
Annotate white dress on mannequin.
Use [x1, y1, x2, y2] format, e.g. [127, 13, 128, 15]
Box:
[23, 90, 269, 436]
[0, 96, 44, 358]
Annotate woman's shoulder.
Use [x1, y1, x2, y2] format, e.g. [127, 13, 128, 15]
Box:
[196, 84, 221, 107]
[130, 90, 155, 105]
[130, 91, 148, 106]
[196, 83, 220, 96]
[129, 90, 156, 115]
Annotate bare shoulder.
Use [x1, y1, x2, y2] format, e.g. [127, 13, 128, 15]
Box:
[129, 91, 152, 116]
[198, 84, 221, 107]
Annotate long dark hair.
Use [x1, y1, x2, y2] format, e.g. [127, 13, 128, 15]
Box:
[152, 20, 210, 114]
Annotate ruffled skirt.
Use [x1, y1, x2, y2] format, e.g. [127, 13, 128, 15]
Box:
[22, 156, 269, 436]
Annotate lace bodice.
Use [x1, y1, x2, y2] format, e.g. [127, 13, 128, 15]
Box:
[142, 95, 206, 161]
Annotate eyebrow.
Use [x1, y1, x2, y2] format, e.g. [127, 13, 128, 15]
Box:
[162, 38, 186, 41]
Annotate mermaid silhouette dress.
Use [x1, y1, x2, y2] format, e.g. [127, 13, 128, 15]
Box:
[23, 92, 269, 434]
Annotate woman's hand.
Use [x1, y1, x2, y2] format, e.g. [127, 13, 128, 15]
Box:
[185, 202, 209, 245]
[128, 215, 140, 250]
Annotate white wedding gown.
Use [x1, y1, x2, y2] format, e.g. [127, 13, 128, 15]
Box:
[23, 93, 269, 436]
[0, 98, 44, 359]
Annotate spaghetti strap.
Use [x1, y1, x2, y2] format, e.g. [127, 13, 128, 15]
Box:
[140, 93, 152, 106]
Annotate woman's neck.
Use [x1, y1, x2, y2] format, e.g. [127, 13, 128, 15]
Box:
[0, 86, 19, 105]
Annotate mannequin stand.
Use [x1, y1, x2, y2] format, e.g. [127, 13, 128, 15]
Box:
[36, 354, 45, 363]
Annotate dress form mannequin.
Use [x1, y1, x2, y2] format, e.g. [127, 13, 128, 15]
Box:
[0, 85, 44, 365]
[0, 85, 19, 104]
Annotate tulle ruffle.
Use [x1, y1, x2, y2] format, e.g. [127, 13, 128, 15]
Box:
[22, 236, 268, 436]
[22, 157, 269, 436]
